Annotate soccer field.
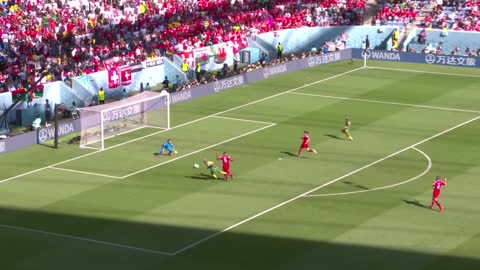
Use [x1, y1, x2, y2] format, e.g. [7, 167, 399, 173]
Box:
[1, 60, 480, 270]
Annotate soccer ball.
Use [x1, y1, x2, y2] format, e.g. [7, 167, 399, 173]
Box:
[193, 163, 200, 169]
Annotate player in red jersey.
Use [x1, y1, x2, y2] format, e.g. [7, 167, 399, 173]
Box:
[430, 176, 447, 212]
[298, 131, 317, 157]
[217, 152, 235, 181]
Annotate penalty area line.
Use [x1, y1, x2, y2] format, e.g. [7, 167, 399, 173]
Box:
[0, 223, 174, 256]
[211, 115, 276, 125]
[119, 123, 276, 179]
[48, 167, 123, 179]
[171, 114, 480, 256]
[303, 147, 432, 197]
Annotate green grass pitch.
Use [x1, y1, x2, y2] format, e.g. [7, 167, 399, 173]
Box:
[0, 60, 479, 270]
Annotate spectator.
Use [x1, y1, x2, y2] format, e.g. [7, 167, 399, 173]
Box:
[27, 90, 34, 107]
[145, 83, 151, 91]
[122, 89, 128, 99]
[69, 102, 79, 119]
[259, 53, 267, 66]
[98, 88, 105, 105]
[210, 74, 218, 82]
[341, 32, 349, 47]
[418, 28, 427, 44]
[44, 99, 52, 127]
[181, 61, 189, 75]
[221, 64, 230, 78]
[233, 59, 239, 74]
[195, 64, 202, 81]
[277, 43, 283, 59]
[162, 77, 170, 91]
[174, 75, 181, 92]
[365, 35, 371, 49]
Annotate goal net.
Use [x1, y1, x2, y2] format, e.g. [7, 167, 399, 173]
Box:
[79, 91, 170, 150]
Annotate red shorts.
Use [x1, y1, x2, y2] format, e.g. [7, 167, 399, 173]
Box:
[432, 190, 440, 200]
[223, 166, 230, 173]
[300, 143, 309, 149]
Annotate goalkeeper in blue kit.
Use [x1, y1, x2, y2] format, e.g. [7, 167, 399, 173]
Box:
[155, 139, 177, 157]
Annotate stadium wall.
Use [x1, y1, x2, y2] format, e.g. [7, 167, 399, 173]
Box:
[351, 49, 480, 67]
[254, 26, 396, 57]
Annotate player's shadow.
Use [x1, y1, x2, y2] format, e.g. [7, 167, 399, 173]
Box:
[325, 134, 346, 140]
[280, 151, 297, 157]
[403, 199, 430, 209]
[343, 181, 369, 190]
[280, 151, 307, 158]
[186, 173, 218, 181]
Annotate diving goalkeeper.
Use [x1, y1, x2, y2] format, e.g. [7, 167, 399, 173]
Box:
[155, 139, 177, 157]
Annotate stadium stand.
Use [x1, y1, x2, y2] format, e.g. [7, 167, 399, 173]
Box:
[420, 0, 480, 31]
[0, 0, 367, 91]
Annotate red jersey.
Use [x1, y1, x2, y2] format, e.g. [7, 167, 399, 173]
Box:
[433, 180, 446, 191]
[302, 134, 310, 144]
[218, 155, 232, 167]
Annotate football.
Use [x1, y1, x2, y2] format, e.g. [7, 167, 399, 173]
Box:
[193, 163, 200, 169]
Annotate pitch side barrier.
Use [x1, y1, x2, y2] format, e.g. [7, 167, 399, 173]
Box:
[0, 50, 351, 154]
[352, 48, 480, 68]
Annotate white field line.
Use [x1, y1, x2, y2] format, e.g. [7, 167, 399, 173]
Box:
[47, 167, 122, 179]
[119, 123, 276, 179]
[0, 223, 174, 256]
[171, 115, 480, 255]
[303, 147, 432, 197]
[144, 125, 165, 129]
[0, 67, 362, 184]
[211, 115, 276, 125]
[80, 145, 99, 150]
[369, 66, 480, 78]
[288, 92, 480, 114]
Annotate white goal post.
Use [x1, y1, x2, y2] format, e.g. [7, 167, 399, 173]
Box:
[79, 91, 170, 150]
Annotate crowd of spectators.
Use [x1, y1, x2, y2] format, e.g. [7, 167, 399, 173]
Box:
[373, 0, 424, 27]
[421, 0, 480, 31]
[177, 44, 340, 90]
[0, 0, 367, 94]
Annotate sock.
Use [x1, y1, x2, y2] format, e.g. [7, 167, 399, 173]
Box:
[298, 149, 302, 156]
[212, 174, 217, 179]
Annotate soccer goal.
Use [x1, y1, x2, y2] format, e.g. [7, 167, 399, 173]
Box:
[79, 91, 170, 150]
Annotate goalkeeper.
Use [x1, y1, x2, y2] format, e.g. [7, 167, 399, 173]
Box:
[203, 159, 224, 179]
[155, 139, 177, 157]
